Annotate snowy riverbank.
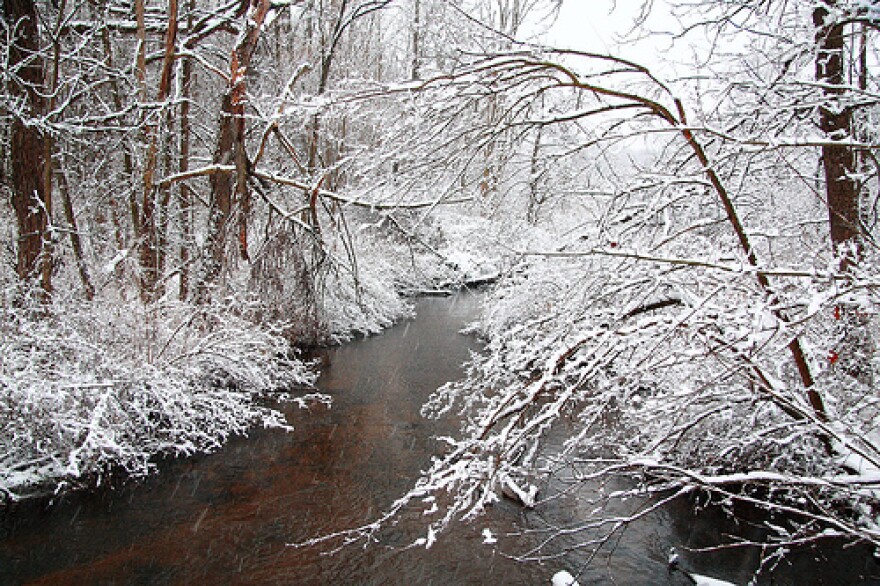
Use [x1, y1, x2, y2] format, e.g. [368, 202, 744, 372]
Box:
[0, 294, 317, 502]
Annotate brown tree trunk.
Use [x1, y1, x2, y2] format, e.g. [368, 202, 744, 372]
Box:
[203, 90, 241, 291]
[58, 167, 95, 300]
[197, 0, 270, 302]
[815, 10, 875, 385]
[137, 0, 179, 302]
[814, 1, 861, 264]
[4, 0, 50, 294]
[158, 108, 174, 276]
[39, 0, 70, 297]
[178, 0, 195, 301]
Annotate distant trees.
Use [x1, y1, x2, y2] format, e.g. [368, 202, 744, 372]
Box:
[678, 0, 875, 262]
[1, 0, 511, 347]
[0, 0, 434, 331]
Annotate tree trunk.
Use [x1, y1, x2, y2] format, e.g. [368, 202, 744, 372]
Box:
[58, 167, 95, 300]
[527, 126, 544, 224]
[307, 0, 347, 176]
[199, 93, 242, 302]
[40, 0, 69, 297]
[178, 0, 195, 301]
[158, 108, 174, 276]
[815, 10, 875, 385]
[98, 15, 133, 251]
[196, 0, 270, 302]
[411, 0, 420, 80]
[814, 1, 861, 264]
[137, 0, 179, 302]
[4, 0, 50, 294]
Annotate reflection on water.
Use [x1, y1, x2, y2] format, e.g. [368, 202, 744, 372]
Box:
[0, 293, 878, 584]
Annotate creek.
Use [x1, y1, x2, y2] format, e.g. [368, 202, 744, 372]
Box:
[0, 294, 876, 584]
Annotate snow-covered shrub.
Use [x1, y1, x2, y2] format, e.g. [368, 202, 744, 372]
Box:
[245, 201, 519, 346]
[0, 289, 316, 501]
[319, 249, 414, 342]
[313, 142, 880, 571]
[397, 185, 880, 564]
[247, 217, 421, 345]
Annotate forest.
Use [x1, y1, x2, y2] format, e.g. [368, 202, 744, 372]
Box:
[2, 0, 880, 581]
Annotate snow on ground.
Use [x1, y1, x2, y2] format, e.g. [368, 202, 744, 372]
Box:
[0, 294, 317, 501]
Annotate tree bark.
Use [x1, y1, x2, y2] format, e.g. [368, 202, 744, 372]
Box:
[4, 0, 50, 294]
[40, 0, 68, 297]
[814, 1, 861, 264]
[58, 167, 95, 300]
[178, 0, 195, 301]
[137, 0, 179, 302]
[197, 0, 270, 302]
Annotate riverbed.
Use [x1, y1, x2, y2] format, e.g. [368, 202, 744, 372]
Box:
[1, 294, 877, 584]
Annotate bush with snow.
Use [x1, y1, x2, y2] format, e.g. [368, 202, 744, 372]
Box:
[405, 202, 880, 567]
[0, 289, 316, 501]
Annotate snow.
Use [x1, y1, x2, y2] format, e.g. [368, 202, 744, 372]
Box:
[0, 296, 317, 499]
[102, 248, 130, 275]
[551, 570, 580, 586]
[499, 473, 539, 508]
[836, 448, 880, 478]
[426, 526, 437, 549]
[7, 0, 880, 580]
[482, 528, 497, 544]
[687, 574, 738, 586]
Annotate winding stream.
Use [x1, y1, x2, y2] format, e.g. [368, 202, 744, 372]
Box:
[1, 294, 878, 584]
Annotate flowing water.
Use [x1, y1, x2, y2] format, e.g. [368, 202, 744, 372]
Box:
[1, 294, 878, 585]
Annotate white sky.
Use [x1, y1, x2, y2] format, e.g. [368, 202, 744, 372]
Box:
[548, 1, 652, 50]
[538, 1, 690, 76]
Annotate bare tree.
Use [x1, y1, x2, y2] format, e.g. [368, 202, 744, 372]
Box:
[193, 0, 273, 303]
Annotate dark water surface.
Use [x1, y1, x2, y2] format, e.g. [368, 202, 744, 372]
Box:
[1, 294, 878, 585]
